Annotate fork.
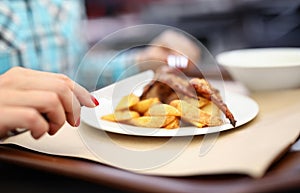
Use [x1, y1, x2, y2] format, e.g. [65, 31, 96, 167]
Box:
[167, 55, 189, 69]
[0, 128, 28, 141]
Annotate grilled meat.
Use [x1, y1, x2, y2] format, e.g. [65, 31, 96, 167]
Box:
[140, 66, 236, 127]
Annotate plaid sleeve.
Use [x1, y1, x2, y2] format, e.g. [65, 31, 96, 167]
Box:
[0, 0, 139, 90]
[0, 1, 23, 72]
[0, 0, 87, 77]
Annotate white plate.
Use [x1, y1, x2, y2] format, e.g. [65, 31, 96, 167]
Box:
[81, 71, 259, 137]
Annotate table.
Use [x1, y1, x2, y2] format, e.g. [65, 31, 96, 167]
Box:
[1, 144, 300, 193]
[1, 76, 300, 193]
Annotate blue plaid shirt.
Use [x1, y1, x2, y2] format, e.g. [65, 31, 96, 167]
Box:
[0, 0, 86, 74]
[0, 0, 137, 90]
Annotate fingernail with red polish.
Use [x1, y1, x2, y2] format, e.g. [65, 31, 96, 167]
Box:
[75, 117, 81, 127]
[91, 95, 99, 106]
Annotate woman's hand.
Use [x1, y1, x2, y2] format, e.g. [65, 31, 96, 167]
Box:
[0, 67, 99, 139]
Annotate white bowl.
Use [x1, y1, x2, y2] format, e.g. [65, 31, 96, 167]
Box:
[216, 48, 300, 91]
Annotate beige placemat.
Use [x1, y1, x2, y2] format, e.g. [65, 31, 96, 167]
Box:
[1, 89, 300, 178]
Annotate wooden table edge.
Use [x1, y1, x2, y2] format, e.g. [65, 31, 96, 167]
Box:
[1, 145, 300, 193]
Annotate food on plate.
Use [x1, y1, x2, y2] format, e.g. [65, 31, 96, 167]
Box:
[201, 102, 224, 126]
[128, 116, 176, 128]
[169, 99, 211, 125]
[101, 66, 236, 129]
[131, 97, 160, 114]
[101, 110, 140, 122]
[140, 66, 196, 104]
[164, 118, 180, 129]
[144, 104, 181, 116]
[189, 78, 236, 126]
[181, 95, 209, 108]
[141, 66, 236, 127]
[115, 94, 140, 111]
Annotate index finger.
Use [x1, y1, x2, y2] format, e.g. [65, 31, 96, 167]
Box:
[46, 73, 99, 108]
[73, 82, 99, 107]
[53, 74, 99, 108]
[19, 69, 99, 108]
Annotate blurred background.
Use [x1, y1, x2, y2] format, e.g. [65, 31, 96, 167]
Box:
[84, 0, 300, 56]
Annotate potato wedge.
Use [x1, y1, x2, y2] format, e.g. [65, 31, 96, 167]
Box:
[101, 113, 116, 122]
[202, 102, 220, 116]
[170, 100, 211, 125]
[201, 102, 224, 126]
[128, 116, 176, 128]
[164, 118, 180, 129]
[101, 110, 140, 122]
[186, 116, 223, 127]
[169, 99, 181, 109]
[131, 97, 160, 114]
[189, 120, 206, 128]
[115, 94, 139, 111]
[144, 104, 181, 117]
[181, 95, 209, 108]
[207, 116, 224, 126]
[198, 96, 210, 108]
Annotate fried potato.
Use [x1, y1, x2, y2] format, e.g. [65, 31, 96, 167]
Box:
[101, 110, 140, 122]
[201, 102, 224, 126]
[202, 102, 220, 116]
[198, 96, 210, 108]
[164, 118, 180, 129]
[169, 99, 181, 109]
[189, 120, 206, 128]
[181, 95, 209, 108]
[128, 116, 176, 128]
[144, 104, 181, 117]
[101, 113, 116, 122]
[115, 94, 140, 111]
[131, 97, 160, 114]
[170, 100, 211, 125]
[207, 116, 224, 126]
